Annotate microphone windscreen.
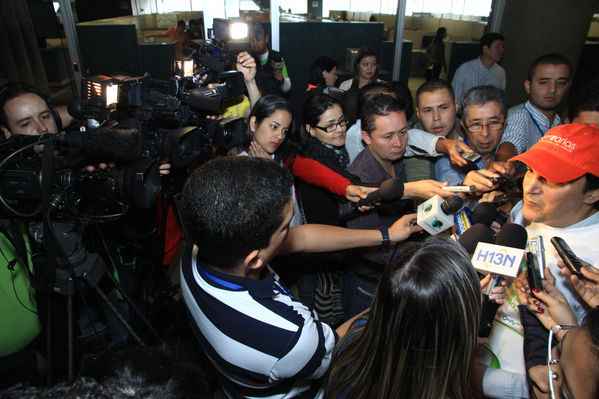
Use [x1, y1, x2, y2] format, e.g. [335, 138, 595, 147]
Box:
[472, 202, 497, 226]
[76, 126, 142, 163]
[495, 223, 528, 249]
[459, 223, 495, 255]
[378, 177, 404, 200]
[440, 195, 464, 214]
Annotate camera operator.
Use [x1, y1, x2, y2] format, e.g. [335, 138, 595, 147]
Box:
[0, 83, 165, 381]
[0, 82, 64, 387]
[210, 51, 260, 120]
[249, 21, 291, 96]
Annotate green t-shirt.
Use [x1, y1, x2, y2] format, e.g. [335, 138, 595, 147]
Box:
[0, 223, 41, 357]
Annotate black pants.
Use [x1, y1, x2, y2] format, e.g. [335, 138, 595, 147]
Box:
[425, 63, 442, 80]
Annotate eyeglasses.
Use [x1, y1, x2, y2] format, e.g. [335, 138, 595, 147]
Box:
[466, 120, 504, 133]
[547, 324, 576, 399]
[314, 118, 348, 133]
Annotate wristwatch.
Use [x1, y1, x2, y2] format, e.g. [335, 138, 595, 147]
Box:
[377, 226, 390, 249]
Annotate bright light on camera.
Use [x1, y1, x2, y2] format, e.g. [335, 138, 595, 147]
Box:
[229, 22, 248, 40]
[182, 59, 194, 77]
[174, 57, 194, 77]
[105, 84, 119, 106]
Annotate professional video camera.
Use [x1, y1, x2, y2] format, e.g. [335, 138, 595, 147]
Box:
[0, 116, 244, 218]
[70, 69, 245, 129]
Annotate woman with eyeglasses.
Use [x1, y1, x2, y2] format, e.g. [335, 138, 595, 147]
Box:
[231, 95, 374, 220]
[295, 93, 357, 227]
[290, 93, 362, 326]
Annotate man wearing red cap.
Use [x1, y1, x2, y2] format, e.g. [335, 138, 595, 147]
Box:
[510, 123, 599, 321]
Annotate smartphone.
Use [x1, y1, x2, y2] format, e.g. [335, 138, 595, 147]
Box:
[461, 152, 481, 163]
[528, 236, 546, 279]
[272, 61, 283, 71]
[526, 252, 544, 294]
[442, 185, 476, 193]
[551, 237, 583, 277]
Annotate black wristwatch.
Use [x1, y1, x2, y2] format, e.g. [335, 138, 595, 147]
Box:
[377, 226, 390, 249]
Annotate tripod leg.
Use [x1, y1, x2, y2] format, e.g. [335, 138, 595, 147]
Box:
[103, 271, 163, 345]
[91, 285, 144, 345]
[67, 295, 74, 382]
[46, 295, 52, 384]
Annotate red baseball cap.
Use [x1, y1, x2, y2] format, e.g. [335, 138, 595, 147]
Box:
[509, 123, 599, 183]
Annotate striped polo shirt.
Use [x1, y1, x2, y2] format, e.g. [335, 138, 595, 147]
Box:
[452, 57, 506, 108]
[180, 245, 337, 398]
[499, 100, 561, 154]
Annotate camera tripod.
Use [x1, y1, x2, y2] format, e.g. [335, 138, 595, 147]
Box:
[32, 221, 164, 382]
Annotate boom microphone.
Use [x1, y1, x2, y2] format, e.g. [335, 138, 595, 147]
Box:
[338, 177, 404, 220]
[62, 125, 143, 163]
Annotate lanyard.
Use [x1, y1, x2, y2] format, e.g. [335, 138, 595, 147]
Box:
[524, 107, 545, 136]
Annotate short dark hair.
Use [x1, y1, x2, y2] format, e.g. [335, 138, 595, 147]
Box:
[568, 79, 599, 121]
[527, 53, 571, 81]
[303, 92, 341, 128]
[584, 173, 599, 210]
[415, 79, 455, 108]
[462, 85, 508, 121]
[361, 94, 406, 135]
[250, 21, 266, 40]
[177, 19, 186, 28]
[389, 81, 414, 121]
[181, 157, 293, 270]
[0, 82, 60, 132]
[583, 307, 599, 384]
[356, 81, 393, 116]
[480, 32, 504, 54]
[309, 56, 339, 87]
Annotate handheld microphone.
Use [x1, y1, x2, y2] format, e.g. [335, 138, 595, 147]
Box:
[458, 223, 495, 255]
[338, 177, 404, 220]
[478, 223, 528, 337]
[416, 195, 463, 235]
[472, 201, 509, 227]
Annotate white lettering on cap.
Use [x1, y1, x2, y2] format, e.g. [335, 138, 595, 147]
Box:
[541, 134, 577, 151]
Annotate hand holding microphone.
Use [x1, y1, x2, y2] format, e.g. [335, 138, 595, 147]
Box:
[339, 177, 404, 220]
[477, 223, 528, 337]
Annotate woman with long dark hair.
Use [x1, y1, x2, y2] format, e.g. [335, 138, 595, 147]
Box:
[339, 47, 381, 91]
[297, 93, 356, 226]
[307, 56, 339, 91]
[325, 237, 482, 399]
[425, 27, 447, 80]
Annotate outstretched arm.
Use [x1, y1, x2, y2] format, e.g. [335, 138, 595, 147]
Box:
[281, 213, 421, 254]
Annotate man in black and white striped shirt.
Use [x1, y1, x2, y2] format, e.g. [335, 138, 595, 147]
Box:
[180, 157, 420, 398]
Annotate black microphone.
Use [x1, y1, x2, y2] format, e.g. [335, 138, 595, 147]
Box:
[458, 223, 495, 255]
[68, 125, 143, 164]
[472, 201, 508, 227]
[339, 178, 404, 220]
[67, 98, 110, 122]
[479, 222, 528, 337]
